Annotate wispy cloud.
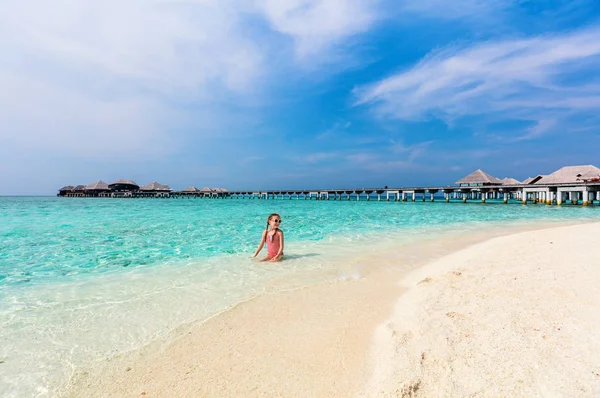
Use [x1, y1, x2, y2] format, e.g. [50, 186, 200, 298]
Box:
[515, 118, 557, 141]
[389, 140, 434, 161]
[315, 120, 352, 140]
[355, 26, 600, 139]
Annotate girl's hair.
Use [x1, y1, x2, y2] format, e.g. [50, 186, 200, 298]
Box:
[265, 213, 281, 231]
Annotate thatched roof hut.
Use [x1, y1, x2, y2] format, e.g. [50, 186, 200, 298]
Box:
[57, 186, 74, 196]
[85, 180, 109, 191]
[139, 181, 172, 192]
[200, 187, 213, 193]
[456, 169, 502, 186]
[72, 185, 86, 192]
[539, 165, 600, 184]
[108, 179, 139, 191]
[501, 177, 521, 185]
[182, 186, 201, 193]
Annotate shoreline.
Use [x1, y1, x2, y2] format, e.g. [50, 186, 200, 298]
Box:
[62, 219, 599, 397]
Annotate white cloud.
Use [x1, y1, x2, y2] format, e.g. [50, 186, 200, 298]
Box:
[515, 118, 557, 141]
[254, 0, 378, 58]
[1, 0, 383, 161]
[355, 27, 600, 138]
[315, 120, 352, 140]
[0, 0, 268, 159]
[2, 0, 263, 95]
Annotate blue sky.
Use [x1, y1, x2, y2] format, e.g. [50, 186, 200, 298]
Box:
[1, 0, 600, 194]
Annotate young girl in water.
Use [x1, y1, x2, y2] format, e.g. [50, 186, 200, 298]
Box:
[252, 213, 284, 262]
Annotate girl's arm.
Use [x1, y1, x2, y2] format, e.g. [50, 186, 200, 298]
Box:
[270, 230, 284, 261]
[252, 231, 267, 258]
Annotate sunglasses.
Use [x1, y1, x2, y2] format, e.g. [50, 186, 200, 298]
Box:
[272, 219, 281, 223]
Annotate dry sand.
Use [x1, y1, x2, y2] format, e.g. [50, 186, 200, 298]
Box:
[64, 221, 600, 397]
[363, 221, 600, 397]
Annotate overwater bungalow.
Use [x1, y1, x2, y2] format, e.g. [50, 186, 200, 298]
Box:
[108, 179, 139, 198]
[520, 165, 600, 205]
[84, 180, 110, 197]
[138, 182, 172, 198]
[69, 185, 86, 197]
[456, 169, 502, 187]
[453, 169, 514, 203]
[200, 187, 213, 197]
[178, 186, 201, 197]
[537, 165, 600, 184]
[57, 186, 74, 197]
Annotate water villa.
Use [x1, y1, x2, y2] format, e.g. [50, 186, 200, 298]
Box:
[57, 165, 600, 206]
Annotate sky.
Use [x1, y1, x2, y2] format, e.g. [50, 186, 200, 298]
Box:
[1, 0, 600, 195]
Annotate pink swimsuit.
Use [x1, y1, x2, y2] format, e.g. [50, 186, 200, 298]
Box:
[266, 229, 282, 258]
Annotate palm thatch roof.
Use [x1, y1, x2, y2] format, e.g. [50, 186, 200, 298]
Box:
[456, 169, 502, 185]
[212, 188, 223, 193]
[540, 165, 600, 184]
[182, 186, 201, 192]
[139, 181, 172, 191]
[218, 188, 229, 193]
[200, 187, 213, 193]
[108, 179, 139, 190]
[72, 185, 86, 191]
[59, 186, 74, 192]
[502, 177, 521, 185]
[109, 179, 138, 186]
[85, 180, 109, 190]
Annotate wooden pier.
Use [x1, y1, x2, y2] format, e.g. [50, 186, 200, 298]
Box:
[183, 182, 600, 206]
[57, 166, 600, 206]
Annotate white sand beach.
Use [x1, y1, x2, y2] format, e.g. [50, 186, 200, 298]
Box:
[64, 221, 600, 397]
[364, 222, 600, 397]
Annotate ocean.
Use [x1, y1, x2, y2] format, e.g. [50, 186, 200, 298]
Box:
[1, 196, 599, 397]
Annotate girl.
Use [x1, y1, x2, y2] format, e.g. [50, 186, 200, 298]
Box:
[252, 213, 284, 262]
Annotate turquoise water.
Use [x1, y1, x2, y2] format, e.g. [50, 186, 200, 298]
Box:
[1, 196, 599, 397]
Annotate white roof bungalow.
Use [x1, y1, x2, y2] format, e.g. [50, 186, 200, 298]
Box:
[535, 165, 600, 184]
[456, 169, 502, 187]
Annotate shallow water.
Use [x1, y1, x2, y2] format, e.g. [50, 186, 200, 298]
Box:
[1, 196, 599, 397]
